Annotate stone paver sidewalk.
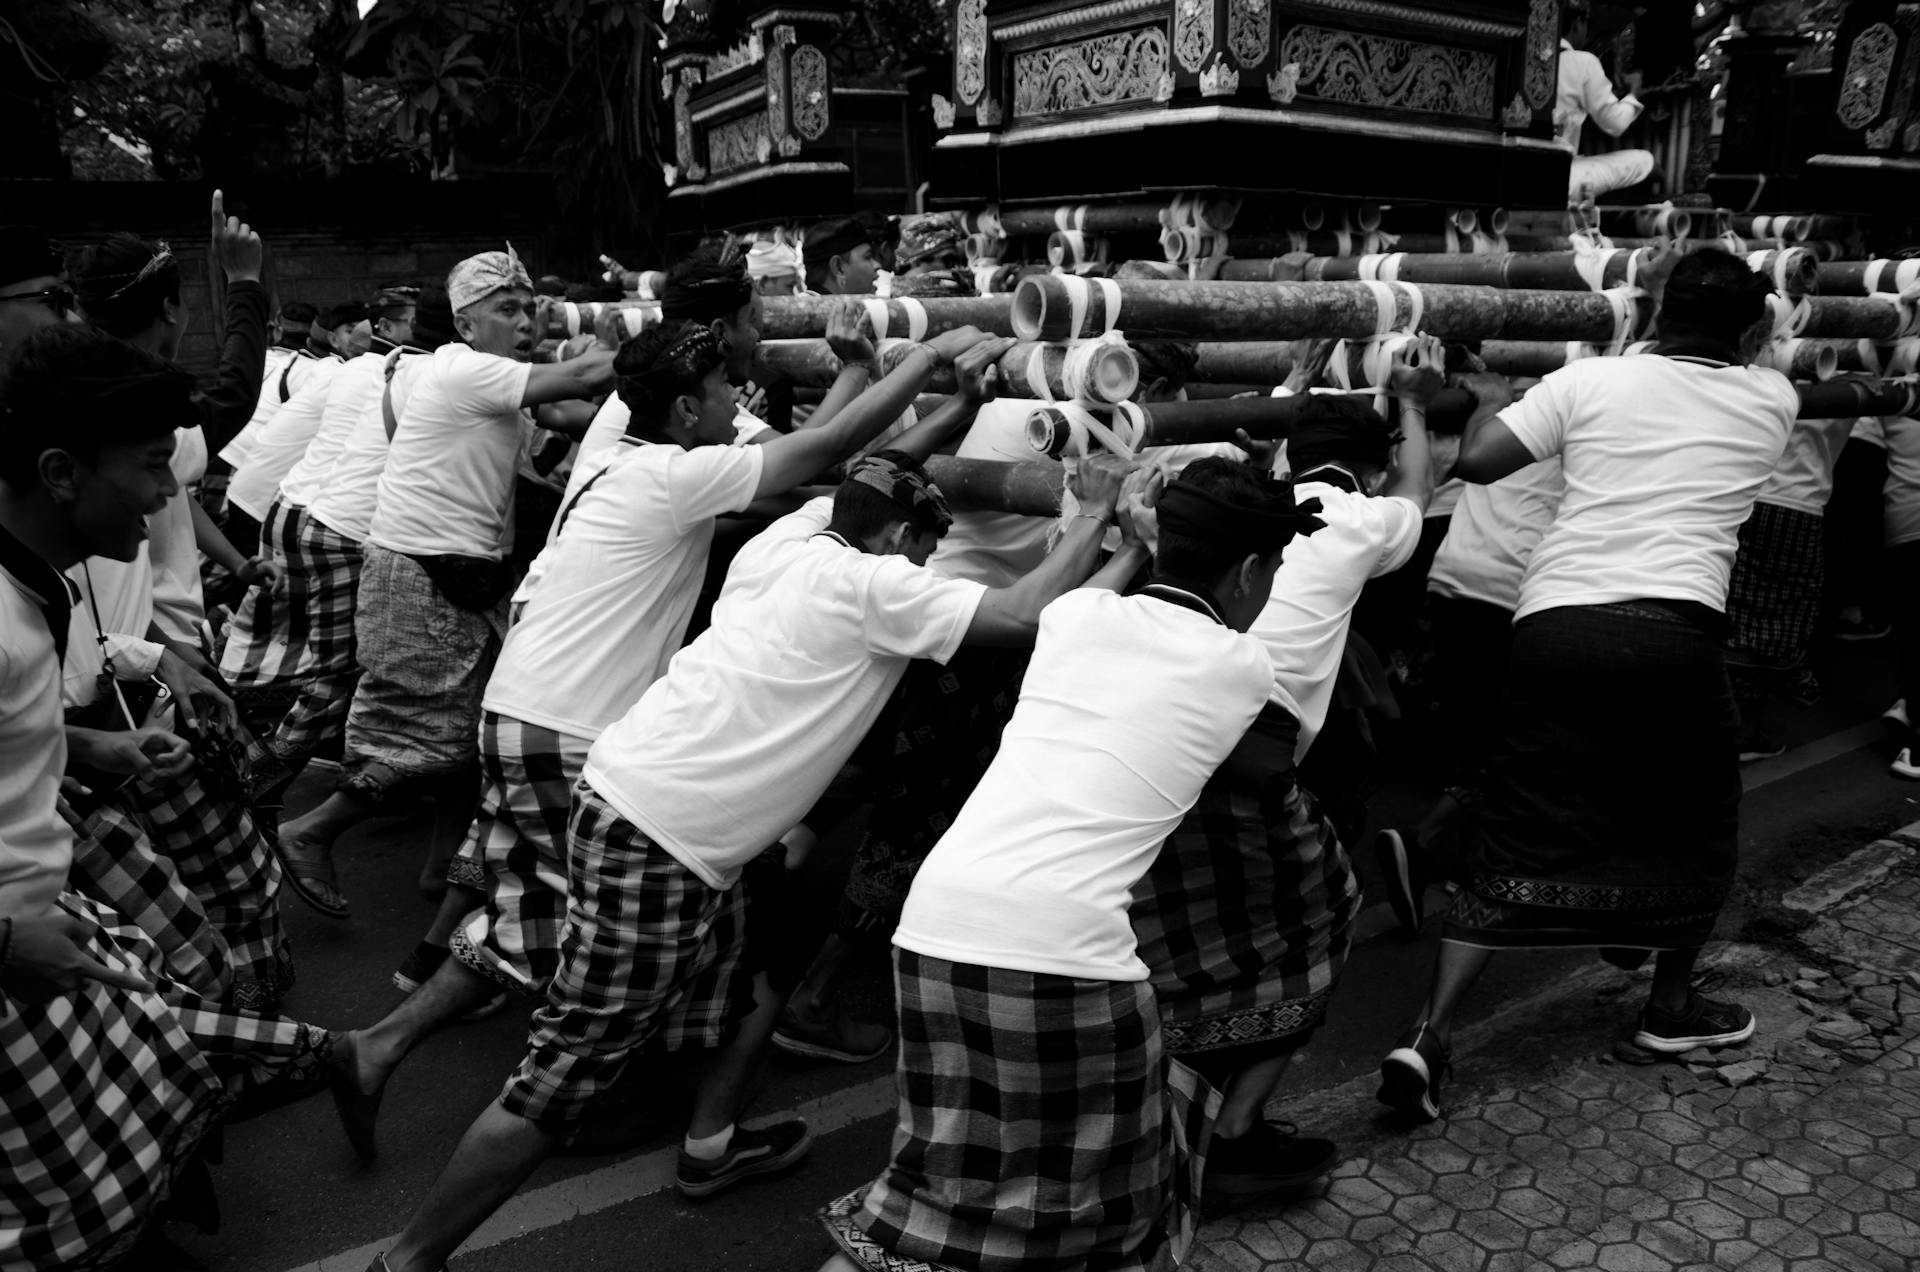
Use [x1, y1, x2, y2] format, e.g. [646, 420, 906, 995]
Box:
[1192, 832, 1920, 1272]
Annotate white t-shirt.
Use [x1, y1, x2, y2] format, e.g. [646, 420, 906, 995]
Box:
[1500, 356, 1796, 619]
[306, 354, 428, 543]
[1853, 415, 1887, 450]
[569, 396, 774, 503]
[220, 348, 329, 472]
[1556, 40, 1642, 150]
[1428, 456, 1567, 613]
[1256, 482, 1422, 758]
[0, 548, 73, 918]
[1758, 415, 1854, 516]
[894, 587, 1272, 981]
[148, 426, 209, 641]
[484, 439, 766, 740]
[278, 351, 389, 510]
[581, 497, 986, 890]
[365, 344, 533, 561]
[1882, 415, 1920, 549]
[228, 358, 345, 521]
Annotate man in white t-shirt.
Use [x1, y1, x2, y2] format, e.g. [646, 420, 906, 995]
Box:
[342, 317, 1013, 1107]
[272, 247, 616, 920]
[1379, 250, 1795, 1124]
[1557, 4, 1651, 201]
[365, 448, 1142, 1272]
[824, 459, 1325, 1272]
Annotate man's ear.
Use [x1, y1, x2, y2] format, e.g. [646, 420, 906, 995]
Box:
[39, 447, 81, 505]
[830, 253, 847, 286]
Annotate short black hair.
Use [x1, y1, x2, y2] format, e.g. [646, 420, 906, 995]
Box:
[661, 245, 753, 325]
[826, 480, 922, 544]
[0, 324, 193, 490]
[1287, 394, 1397, 479]
[1153, 457, 1280, 582]
[408, 283, 457, 351]
[72, 233, 182, 337]
[279, 300, 319, 325]
[1659, 247, 1773, 352]
[613, 319, 727, 431]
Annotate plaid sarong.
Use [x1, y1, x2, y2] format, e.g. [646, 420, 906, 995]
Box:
[265, 511, 365, 761]
[824, 950, 1213, 1272]
[496, 780, 753, 1128]
[837, 648, 1028, 939]
[69, 794, 231, 1003]
[138, 766, 295, 1014]
[447, 713, 593, 992]
[2, 892, 328, 1272]
[1130, 705, 1360, 1056]
[342, 545, 504, 782]
[1726, 500, 1825, 670]
[216, 497, 308, 699]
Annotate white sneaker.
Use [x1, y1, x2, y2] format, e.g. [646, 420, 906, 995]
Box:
[1883, 699, 1910, 733]
[1892, 747, 1920, 781]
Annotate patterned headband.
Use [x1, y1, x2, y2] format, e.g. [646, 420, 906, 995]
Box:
[95, 242, 175, 301]
[845, 451, 954, 536]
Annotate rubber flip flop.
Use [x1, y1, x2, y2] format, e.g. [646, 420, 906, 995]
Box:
[272, 829, 350, 919]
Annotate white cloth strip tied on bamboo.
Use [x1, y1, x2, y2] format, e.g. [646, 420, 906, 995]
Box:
[1862, 261, 1920, 296]
[1050, 231, 1106, 274]
[1866, 287, 1920, 341]
[1327, 280, 1426, 419]
[861, 297, 931, 344]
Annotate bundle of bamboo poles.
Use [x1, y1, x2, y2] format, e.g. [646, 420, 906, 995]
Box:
[756, 337, 1139, 403]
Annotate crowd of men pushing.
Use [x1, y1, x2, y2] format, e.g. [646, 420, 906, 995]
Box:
[0, 191, 1911, 1272]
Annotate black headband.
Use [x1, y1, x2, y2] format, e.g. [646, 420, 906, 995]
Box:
[1157, 480, 1325, 556]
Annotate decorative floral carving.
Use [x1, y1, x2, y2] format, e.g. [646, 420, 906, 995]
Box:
[673, 77, 698, 177]
[1175, 0, 1214, 74]
[662, 162, 679, 187]
[1012, 27, 1171, 117]
[764, 39, 789, 141]
[1268, 61, 1300, 103]
[1199, 56, 1239, 97]
[1228, 0, 1269, 68]
[777, 133, 801, 157]
[1866, 118, 1898, 150]
[706, 111, 770, 174]
[706, 31, 765, 80]
[1503, 90, 1531, 128]
[1837, 22, 1895, 130]
[956, 0, 988, 105]
[1278, 25, 1496, 119]
[932, 93, 956, 129]
[1155, 72, 1174, 102]
[1523, 0, 1557, 111]
[790, 45, 830, 139]
[977, 94, 1003, 125]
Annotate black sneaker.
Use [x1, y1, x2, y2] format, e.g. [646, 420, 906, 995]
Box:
[1205, 1120, 1338, 1198]
[1631, 993, 1755, 1053]
[1373, 828, 1425, 938]
[1378, 1023, 1451, 1122]
[676, 1116, 813, 1198]
[392, 941, 449, 993]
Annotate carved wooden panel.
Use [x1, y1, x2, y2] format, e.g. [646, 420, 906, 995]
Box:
[1229, 0, 1270, 68]
[1175, 0, 1215, 73]
[1523, 0, 1558, 110]
[707, 111, 770, 173]
[790, 44, 830, 139]
[1277, 24, 1496, 118]
[1837, 22, 1897, 130]
[956, 0, 989, 104]
[1012, 26, 1172, 117]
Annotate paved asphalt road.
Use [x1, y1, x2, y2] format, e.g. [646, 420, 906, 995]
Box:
[175, 637, 1920, 1272]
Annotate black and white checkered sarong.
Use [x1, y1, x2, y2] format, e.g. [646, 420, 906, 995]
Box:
[266, 511, 365, 761]
[4, 891, 328, 1272]
[1726, 500, 1825, 670]
[216, 497, 308, 698]
[822, 950, 1220, 1272]
[447, 712, 593, 992]
[495, 780, 753, 1128]
[1130, 706, 1359, 1057]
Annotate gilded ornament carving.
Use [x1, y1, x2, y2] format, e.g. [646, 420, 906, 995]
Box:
[1199, 56, 1239, 97]
[956, 0, 988, 105]
[776, 133, 802, 156]
[674, 77, 699, 178]
[1277, 25, 1496, 119]
[1011, 27, 1171, 117]
[1503, 91, 1531, 128]
[706, 111, 770, 174]
[978, 95, 1003, 125]
[1175, 0, 1215, 74]
[1836, 22, 1895, 130]
[707, 31, 765, 80]
[790, 45, 830, 139]
[931, 93, 956, 129]
[1228, 0, 1269, 68]
[1267, 61, 1300, 103]
[1865, 118, 1897, 150]
[1523, 0, 1557, 111]
[1154, 72, 1174, 102]
[764, 40, 789, 140]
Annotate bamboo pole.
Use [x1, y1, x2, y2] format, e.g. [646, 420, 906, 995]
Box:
[1297, 250, 1652, 290]
[984, 198, 1240, 238]
[1803, 338, 1920, 375]
[1817, 260, 1920, 296]
[922, 456, 1064, 515]
[759, 294, 1016, 340]
[755, 337, 1139, 403]
[1025, 390, 1476, 454]
[1797, 376, 1920, 419]
[1798, 296, 1920, 341]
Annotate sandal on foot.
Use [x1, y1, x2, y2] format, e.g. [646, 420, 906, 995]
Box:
[326, 1045, 384, 1159]
[273, 829, 350, 918]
